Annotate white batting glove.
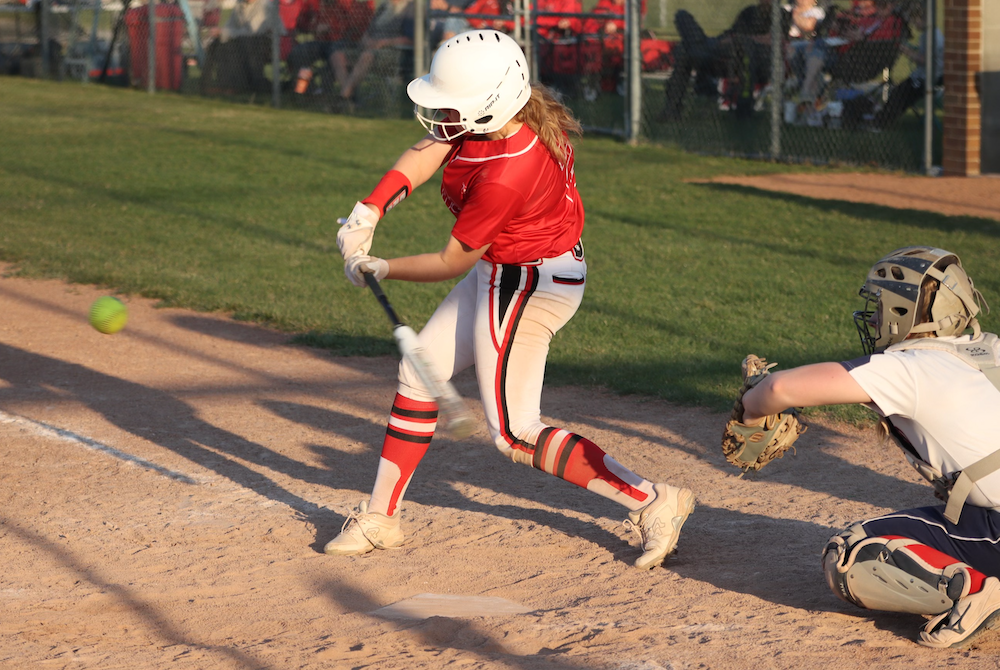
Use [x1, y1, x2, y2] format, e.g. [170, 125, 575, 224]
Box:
[344, 255, 389, 288]
[336, 202, 379, 260]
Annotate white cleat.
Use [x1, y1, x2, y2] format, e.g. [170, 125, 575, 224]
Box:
[324, 501, 405, 556]
[919, 576, 1000, 649]
[625, 483, 696, 570]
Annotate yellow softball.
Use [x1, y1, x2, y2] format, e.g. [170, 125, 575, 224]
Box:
[89, 296, 128, 334]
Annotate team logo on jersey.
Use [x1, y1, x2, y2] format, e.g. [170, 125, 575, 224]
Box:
[572, 240, 584, 261]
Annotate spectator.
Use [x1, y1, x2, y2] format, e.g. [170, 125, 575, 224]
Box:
[536, 0, 582, 40]
[201, 0, 282, 95]
[784, 0, 826, 86]
[787, 0, 825, 38]
[797, 0, 906, 102]
[285, 0, 374, 94]
[201, 0, 222, 36]
[334, 0, 415, 105]
[429, 0, 475, 47]
[582, 0, 635, 37]
[463, 0, 514, 33]
[581, 0, 628, 90]
[535, 0, 583, 90]
[277, 0, 306, 61]
[871, 2, 942, 129]
[661, 0, 791, 120]
[580, 0, 649, 95]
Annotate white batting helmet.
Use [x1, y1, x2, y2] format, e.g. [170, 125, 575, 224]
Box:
[854, 246, 987, 354]
[406, 30, 531, 141]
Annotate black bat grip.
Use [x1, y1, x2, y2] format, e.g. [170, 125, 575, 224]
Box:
[363, 272, 402, 327]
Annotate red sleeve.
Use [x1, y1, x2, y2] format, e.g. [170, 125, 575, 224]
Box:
[583, 0, 611, 34]
[870, 15, 903, 40]
[465, 0, 494, 15]
[278, 0, 303, 30]
[535, 0, 559, 31]
[563, 0, 583, 33]
[466, 0, 498, 30]
[450, 182, 526, 250]
[203, 7, 221, 28]
[317, 0, 341, 40]
[295, 0, 317, 33]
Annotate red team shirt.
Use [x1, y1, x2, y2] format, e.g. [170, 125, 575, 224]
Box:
[441, 126, 585, 265]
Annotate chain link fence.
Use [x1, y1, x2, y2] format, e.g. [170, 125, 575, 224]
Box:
[642, 0, 941, 172]
[3, 0, 942, 171]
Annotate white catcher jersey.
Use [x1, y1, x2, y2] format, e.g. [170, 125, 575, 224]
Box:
[845, 335, 1000, 510]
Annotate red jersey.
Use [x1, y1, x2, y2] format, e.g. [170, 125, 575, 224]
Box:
[582, 0, 645, 35]
[297, 0, 374, 42]
[464, 0, 514, 33]
[536, 0, 583, 38]
[442, 126, 584, 265]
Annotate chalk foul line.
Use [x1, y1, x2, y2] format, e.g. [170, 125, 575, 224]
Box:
[0, 410, 198, 484]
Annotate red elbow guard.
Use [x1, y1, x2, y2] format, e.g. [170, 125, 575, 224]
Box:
[362, 170, 412, 218]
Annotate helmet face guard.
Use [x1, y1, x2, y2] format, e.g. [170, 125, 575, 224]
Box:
[853, 286, 881, 356]
[413, 107, 468, 142]
[853, 246, 987, 354]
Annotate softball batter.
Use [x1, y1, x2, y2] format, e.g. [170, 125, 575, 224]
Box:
[326, 30, 694, 569]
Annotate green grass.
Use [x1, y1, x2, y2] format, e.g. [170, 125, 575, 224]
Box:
[2, 77, 998, 421]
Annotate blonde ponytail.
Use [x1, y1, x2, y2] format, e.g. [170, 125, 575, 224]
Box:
[515, 84, 582, 165]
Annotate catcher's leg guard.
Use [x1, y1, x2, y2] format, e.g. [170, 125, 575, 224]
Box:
[822, 525, 972, 615]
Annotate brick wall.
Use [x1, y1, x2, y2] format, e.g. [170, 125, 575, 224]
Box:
[943, 0, 983, 176]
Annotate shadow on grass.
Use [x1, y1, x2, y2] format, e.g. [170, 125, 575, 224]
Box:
[152, 124, 395, 174]
[0, 162, 336, 256]
[587, 200, 867, 270]
[292, 331, 397, 357]
[543, 356, 836, 413]
[692, 182, 1000, 239]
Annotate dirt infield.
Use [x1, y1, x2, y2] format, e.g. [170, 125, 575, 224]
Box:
[702, 172, 1000, 221]
[2, 265, 999, 669]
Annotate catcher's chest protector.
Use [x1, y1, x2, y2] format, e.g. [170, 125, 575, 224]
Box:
[884, 333, 1000, 524]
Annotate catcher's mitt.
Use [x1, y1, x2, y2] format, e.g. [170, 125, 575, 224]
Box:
[721, 354, 808, 472]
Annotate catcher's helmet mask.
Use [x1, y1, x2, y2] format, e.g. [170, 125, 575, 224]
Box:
[854, 247, 987, 355]
[407, 30, 531, 141]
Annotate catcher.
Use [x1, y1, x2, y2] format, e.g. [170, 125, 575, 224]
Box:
[723, 246, 1000, 649]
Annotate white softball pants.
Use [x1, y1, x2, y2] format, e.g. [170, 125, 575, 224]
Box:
[398, 248, 587, 456]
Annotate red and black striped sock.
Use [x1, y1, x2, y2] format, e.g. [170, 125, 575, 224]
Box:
[528, 428, 653, 508]
[367, 393, 438, 517]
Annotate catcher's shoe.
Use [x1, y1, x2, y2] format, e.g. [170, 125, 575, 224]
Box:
[624, 483, 696, 569]
[324, 501, 405, 556]
[918, 577, 1000, 649]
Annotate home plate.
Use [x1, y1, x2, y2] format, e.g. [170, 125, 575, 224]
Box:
[374, 594, 532, 619]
